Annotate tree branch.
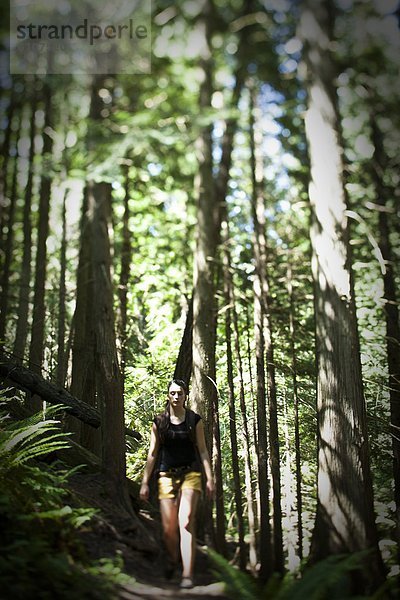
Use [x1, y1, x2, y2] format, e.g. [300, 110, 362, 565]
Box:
[0, 352, 141, 441]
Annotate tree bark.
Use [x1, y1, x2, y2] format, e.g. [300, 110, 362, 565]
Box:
[28, 79, 54, 412]
[13, 88, 37, 361]
[252, 263, 272, 581]
[0, 118, 20, 344]
[222, 219, 246, 569]
[69, 188, 96, 447]
[287, 262, 303, 561]
[174, 22, 246, 387]
[190, 1, 218, 547]
[174, 294, 193, 384]
[56, 191, 67, 386]
[282, 390, 297, 571]
[0, 83, 17, 248]
[299, 0, 385, 589]
[118, 163, 132, 391]
[191, 1, 218, 443]
[233, 292, 258, 572]
[249, 81, 277, 579]
[88, 180, 129, 504]
[212, 351, 227, 556]
[371, 115, 400, 560]
[249, 86, 284, 575]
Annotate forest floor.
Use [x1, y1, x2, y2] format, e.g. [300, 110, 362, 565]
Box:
[67, 471, 230, 600]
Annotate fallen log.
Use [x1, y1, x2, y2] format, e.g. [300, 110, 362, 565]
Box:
[0, 352, 141, 441]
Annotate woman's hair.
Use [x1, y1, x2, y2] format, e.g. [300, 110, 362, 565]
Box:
[167, 378, 189, 396]
[157, 379, 189, 440]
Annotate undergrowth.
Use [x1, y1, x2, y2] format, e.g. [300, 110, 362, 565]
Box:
[0, 395, 131, 599]
[208, 548, 397, 600]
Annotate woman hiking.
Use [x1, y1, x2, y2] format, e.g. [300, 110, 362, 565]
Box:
[139, 378, 215, 589]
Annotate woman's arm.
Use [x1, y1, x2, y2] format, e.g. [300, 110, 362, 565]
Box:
[139, 422, 160, 502]
[195, 419, 215, 500]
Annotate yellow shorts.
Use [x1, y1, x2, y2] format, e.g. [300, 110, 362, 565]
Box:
[158, 470, 202, 500]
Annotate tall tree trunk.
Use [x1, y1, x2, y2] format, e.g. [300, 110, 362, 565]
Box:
[371, 116, 400, 560]
[191, 1, 218, 440]
[0, 117, 20, 344]
[118, 163, 132, 392]
[0, 84, 17, 248]
[266, 338, 284, 574]
[250, 86, 283, 574]
[299, 0, 385, 589]
[174, 294, 193, 383]
[174, 17, 246, 386]
[287, 262, 303, 561]
[191, 0, 218, 547]
[212, 52, 247, 559]
[28, 78, 53, 412]
[68, 189, 96, 446]
[69, 76, 106, 449]
[282, 390, 297, 571]
[13, 89, 37, 361]
[245, 299, 261, 543]
[222, 219, 246, 569]
[212, 352, 227, 556]
[250, 82, 280, 578]
[175, 65, 245, 386]
[176, 57, 246, 548]
[232, 292, 258, 572]
[83, 74, 129, 508]
[252, 261, 272, 581]
[249, 102, 273, 576]
[215, 59, 246, 228]
[56, 191, 67, 386]
[88, 180, 128, 505]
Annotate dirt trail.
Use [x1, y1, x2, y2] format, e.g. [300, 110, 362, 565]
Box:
[115, 534, 230, 599]
[116, 539, 230, 600]
[118, 580, 227, 599]
[67, 473, 229, 600]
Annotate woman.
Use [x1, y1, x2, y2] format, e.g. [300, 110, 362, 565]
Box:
[139, 378, 214, 589]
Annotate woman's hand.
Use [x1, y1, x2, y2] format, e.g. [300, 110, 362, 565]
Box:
[140, 423, 160, 503]
[139, 482, 150, 502]
[196, 420, 216, 501]
[206, 478, 215, 500]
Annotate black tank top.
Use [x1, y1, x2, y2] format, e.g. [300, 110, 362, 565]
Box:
[156, 413, 201, 471]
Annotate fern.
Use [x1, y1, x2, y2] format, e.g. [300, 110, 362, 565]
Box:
[0, 397, 130, 598]
[207, 548, 260, 600]
[276, 553, 368, 600]
[0, 403, 70, 466]
[207, 548, 393, 599]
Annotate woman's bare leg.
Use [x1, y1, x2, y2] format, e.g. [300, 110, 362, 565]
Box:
[160, 498, 179, 564]
[178, 489, 200, 579]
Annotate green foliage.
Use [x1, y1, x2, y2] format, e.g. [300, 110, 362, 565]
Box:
[0, 406, 69, 467]
[0, 398, 132, 599]
[208, 548, 394, 600]
[208, 547, 261, 600]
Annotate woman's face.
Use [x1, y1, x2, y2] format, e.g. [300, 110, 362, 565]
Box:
[168, 382, 186, 408]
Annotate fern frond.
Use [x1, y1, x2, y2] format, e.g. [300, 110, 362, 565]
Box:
[276, 552, 371, 600]
[261, 572, 285, 599]
[0, 402, 67, 431]
[13, 439, 71, 465]
[0, 405, 71, 469]
[207, 548, 260, 600]
[1, 421, 60, 451]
